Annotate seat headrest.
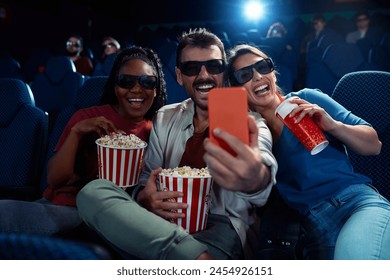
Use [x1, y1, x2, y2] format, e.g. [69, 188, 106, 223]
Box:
[0, 78, 35, 126]
[0, 57, 22, 77]
[323, 43, 364, 78]
[102, 53, 117, 75]
[76, 76, 107, 108]
[44, 56, 76, 83]
[260, 37, 288, 59]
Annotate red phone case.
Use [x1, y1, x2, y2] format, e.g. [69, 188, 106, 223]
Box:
[208, 87, 249, 156]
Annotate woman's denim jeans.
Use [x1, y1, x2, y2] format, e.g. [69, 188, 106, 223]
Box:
[301, 184, 390, 259]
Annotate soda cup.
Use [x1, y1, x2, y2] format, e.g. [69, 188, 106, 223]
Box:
[275, 98, 328, 155]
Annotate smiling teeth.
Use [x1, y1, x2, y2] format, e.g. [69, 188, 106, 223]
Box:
[128, 98, 143, 102]
[255, 84, 267, 91]
[197, 84, 213, 90]
[197, 84, 214, 94]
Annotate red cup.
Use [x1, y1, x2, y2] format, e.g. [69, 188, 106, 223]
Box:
[158, 173, 213, 234]
[275, 98, 328, 155]
[96, 140, 147, 188]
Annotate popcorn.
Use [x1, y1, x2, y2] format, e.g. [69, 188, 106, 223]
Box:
[95, 132, 147, 188]
[160, 166, 211, 177]
[96, 132, 146, 148]
[158, 166, 213, 233]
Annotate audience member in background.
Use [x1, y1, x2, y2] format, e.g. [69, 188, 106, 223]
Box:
[0, 46, 167, 238]
[266, 22, 287, 39]
[297, 14, 337, 89]
[345, 10, 385, 59]
[76, 28, 277, 260]
[65, 34, 94, 76]
[227, 43, 390, 260]
[300, 14, 335, 54]
[346, 10, 371, 44]
[265, 21, 294, 51]
[100, 36, 121, 61]
[92, 36, 121, 76]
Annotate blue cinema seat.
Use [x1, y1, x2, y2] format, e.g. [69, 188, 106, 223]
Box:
[21, 47, 52, 83]
[30, 55, 85, 131]
[162, 48, 187, 104]
[92, 53, 116, 76]
[0, 232, 111, 260]
[0, 78, 48, 200]
[370, 32, 390, 72]
[258, 38, 299, 88]
[305, 32, 344, 67]
[275, 64, 294, 94]
[332, 71, 390, 201]
[40, 76, 108, 192]
[306, 43, 379, 94]
[0, 56, 25, 81]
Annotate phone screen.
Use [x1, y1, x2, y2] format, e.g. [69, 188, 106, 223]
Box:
[208, 87, 249, 156]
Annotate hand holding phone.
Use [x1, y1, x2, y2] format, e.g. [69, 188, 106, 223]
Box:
[208, 87, 249, 156]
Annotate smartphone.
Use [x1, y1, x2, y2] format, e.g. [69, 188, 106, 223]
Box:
[208, 87, 249, 156]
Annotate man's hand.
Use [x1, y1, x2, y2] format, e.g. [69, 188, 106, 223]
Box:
[203, 115, 270, 193]
[137, 168, 188, 220]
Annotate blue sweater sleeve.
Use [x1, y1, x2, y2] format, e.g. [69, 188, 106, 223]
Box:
[288, 89, 371, 127]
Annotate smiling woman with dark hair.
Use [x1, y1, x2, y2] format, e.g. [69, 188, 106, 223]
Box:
[226, 43, 390, 260]
[0, 46, 167, 238]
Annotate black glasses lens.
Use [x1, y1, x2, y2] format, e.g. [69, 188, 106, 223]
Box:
[233, 58, 274, 85]
[139, 76, 157, 89]
[254, 58, 274, 74]
[180, 59, 225, 76]
[234, 67, 253, 85]
[205, 59, 226, 74]
[117, 75, 157, 89]
[180, 62, 201, 76]
[117, 75, 136, 89]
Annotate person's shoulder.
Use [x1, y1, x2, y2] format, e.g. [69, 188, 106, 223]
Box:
[154, 99, 193, 126]
[78, 56, 93, 62]
[249, 111, 269, 131]
[289, 88, 330, 101]
[346, 30, 359, 37]
[157, 98, 193, 114]
[249, 110, 265, 121]
[75, 56, 93, 66]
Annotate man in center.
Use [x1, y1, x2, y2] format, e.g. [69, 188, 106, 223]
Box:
[76, 28, 277, 260]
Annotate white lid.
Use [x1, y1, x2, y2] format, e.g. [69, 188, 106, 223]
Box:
[275, 97, 298, 119]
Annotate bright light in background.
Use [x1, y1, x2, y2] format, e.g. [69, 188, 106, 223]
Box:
[244, 1, 265, 21]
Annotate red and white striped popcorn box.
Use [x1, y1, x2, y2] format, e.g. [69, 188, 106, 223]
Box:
[158, 174, 213, 234]
[96, 141, 147, 189]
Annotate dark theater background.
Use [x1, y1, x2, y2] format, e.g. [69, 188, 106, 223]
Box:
[0, 0, 389, 65]
[0, 0, 389, 263]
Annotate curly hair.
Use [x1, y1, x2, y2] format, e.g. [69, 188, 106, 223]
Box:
[99, 46, 167, 120]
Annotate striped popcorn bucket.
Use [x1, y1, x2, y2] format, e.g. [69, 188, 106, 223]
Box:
[158, 174, 213, 234]
[96, 141, 147, 189]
